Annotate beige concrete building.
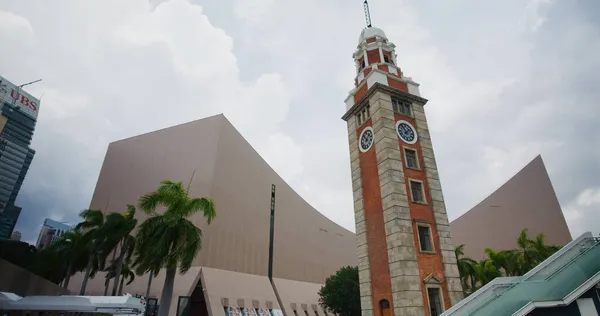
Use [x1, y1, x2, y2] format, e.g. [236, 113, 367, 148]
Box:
[450, 155, 572, 260]
[68, 114, 356, 316]
[67, 114, 571, 316]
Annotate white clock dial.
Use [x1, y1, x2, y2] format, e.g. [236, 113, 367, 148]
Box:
[396, 120, 418, 144]
[359, 127, 374, 152]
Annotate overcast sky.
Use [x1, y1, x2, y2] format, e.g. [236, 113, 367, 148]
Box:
[0, 0, 598, 244]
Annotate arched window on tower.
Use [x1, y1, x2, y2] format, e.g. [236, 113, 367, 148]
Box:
[379, 299, 391, 316]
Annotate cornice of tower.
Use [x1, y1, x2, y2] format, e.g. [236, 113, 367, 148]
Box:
[341, 81, 428, 121]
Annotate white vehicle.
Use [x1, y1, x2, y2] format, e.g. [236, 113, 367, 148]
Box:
[0, 292, 146, 316]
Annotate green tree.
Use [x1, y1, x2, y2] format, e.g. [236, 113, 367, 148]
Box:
[51, 229, 93, 288]
[133, 178, 216, 316]
[0, 239, 37, 268]
[76, 209, 109, 295]
[318, 266, 360, 316]
[101, 206, 138, 296]
[455, 244, 477, 295]
[456, 228, 562, 295]
[104, 259, 136, 295]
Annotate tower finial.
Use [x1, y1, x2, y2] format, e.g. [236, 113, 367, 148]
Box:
[363, 0, 372, 28]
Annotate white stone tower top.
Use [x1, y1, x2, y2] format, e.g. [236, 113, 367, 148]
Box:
[358, 26, 387, 44]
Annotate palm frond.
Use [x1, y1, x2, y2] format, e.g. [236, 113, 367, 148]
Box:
[184, 198, 216, 223]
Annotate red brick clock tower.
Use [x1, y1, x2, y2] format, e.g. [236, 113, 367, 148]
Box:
[341, 12, 464, 316]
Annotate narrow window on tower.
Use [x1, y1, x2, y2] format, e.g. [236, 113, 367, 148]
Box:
[366, 105, 371, 118]
[409, 180, 426, 203]
[427, 287, 444, 316]
[392, 99, 412, 116]
[417, 224, 434, 252]
[356, 113, 362, 125]
[404, 148, 419, 169]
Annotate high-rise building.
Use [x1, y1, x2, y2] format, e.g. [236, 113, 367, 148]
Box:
[0, 205, 21, 240]
[0, 75, 40, 239]
[35, 218, 72, 249]
[342, 23, 462, 315]
[10, 230, 21, 241]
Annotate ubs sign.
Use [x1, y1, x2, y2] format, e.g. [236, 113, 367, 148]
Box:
[0, 75, 41, 120]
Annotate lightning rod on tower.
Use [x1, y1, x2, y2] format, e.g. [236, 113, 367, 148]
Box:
[363, 0, 372, 28]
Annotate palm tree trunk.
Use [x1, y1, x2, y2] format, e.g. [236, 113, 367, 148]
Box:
[104, 279, 110, 296]
[118, 274, 125, 295]
[145, 273, 153, 298]
[80, 240, 100, 295]
[158, 268, 176, 316]
[105, 247, 118, 295]
[112, 240, 127, 296]
[63, 261, 74, 289]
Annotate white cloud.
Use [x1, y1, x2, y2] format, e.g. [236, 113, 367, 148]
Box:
[0, 0, 300, 241]
[564, 187, 600, 237]
[2, 0, 598, 244]
[0, 10, 32, 34]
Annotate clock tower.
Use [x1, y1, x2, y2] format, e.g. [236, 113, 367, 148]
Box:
[342, 9, 464, 316]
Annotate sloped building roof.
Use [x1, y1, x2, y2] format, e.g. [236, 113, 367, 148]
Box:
[450, 155, 572, 259]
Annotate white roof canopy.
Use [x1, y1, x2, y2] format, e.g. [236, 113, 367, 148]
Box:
[0, 292, 146, 315]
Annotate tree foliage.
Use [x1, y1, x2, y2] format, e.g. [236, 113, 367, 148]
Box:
[457, 228, 561, 296]
[133, 178, 216, 316]
[318, 266, 361, 316]
[317, 229, 562, 311]
[0, 175, 216, 311]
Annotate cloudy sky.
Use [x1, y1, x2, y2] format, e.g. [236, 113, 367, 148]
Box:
[0, 0, 598, 244]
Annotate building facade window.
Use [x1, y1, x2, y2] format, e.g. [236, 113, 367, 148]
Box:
[417, 224, 434, 252]
[357, 105, 372, 126]
[427, 287, 444, 316]
[392, 99, 412, 116]
[409, 180, 425, 203]
[404, 148, 419, 169]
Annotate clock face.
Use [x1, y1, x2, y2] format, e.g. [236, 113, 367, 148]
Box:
[396, 120, 418, 144]
[359, 127, 374, 152]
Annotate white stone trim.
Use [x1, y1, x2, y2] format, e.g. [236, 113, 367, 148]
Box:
[358, 127, 374, 153]
[395, 120, 418, 145]
[357, 71, 365, 83]
[366, 71, 387, 89]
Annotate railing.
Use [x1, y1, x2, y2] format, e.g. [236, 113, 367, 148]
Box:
[468, 237, 600, 315]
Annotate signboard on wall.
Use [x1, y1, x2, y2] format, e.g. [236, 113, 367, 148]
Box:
[0, 75, 41, 120]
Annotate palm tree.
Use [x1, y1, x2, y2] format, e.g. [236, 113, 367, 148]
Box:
[104, 259, 136, 295]
[455, 229, 563, 294]
[101, 206, 138, 296]
[134, 178, 216, 316]
[471, 259, 501, 290]
[51, 229, 92, 288]
[454, 244, 477, 295]
[76, 209, 109, 295]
